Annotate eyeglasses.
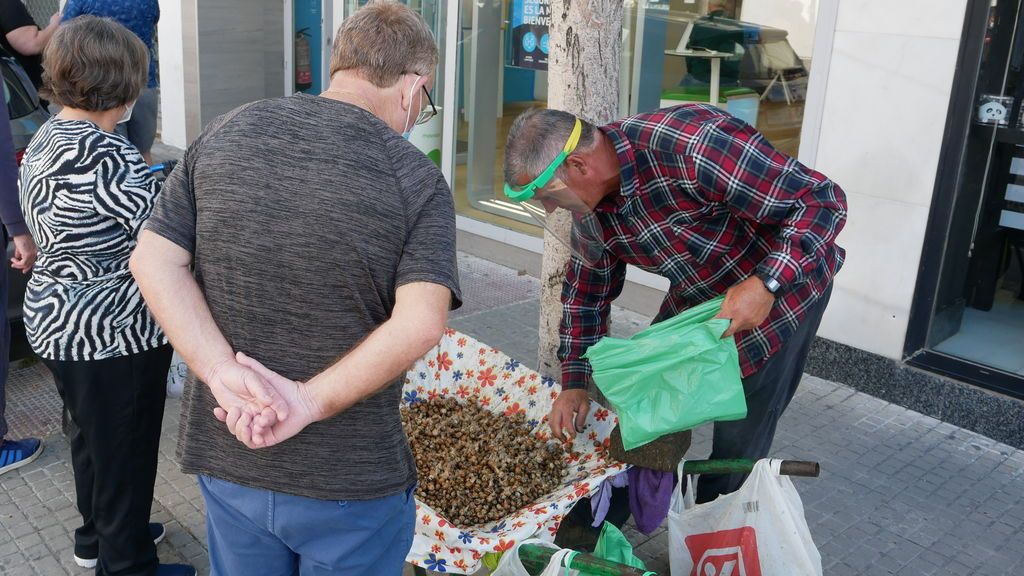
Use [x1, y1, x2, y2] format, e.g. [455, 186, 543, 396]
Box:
[415, 86, 437, 125]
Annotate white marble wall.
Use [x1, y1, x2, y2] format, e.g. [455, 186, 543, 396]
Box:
[197, 0, 285, 126]
[158, 0, 285, 146]
[266, 1, 287, 98]
[809, 0, 969, 359]
[158, 0, 201, 148]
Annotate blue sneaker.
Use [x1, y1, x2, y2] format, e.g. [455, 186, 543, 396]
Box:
[156, 564, 197, 576]
[0, 438, 43, 476]
[74, 522, 167, 568]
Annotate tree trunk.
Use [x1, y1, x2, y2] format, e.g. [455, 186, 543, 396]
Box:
[537, 0, 623, 379]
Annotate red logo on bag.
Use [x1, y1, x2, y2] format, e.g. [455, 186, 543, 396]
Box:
[685, 527, 762, 576]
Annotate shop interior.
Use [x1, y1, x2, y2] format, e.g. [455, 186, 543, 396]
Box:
[450, 0, 818, 234]
[927, 0, 1024, 379]
[285, 1, 820, 236]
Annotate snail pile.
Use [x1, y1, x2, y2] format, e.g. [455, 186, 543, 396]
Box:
[401, 397, 566, 527]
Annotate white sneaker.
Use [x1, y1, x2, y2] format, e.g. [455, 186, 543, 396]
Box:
[73, 522, 166, 569]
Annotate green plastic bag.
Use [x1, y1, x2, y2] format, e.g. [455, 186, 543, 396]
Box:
[590, 522, 646, 571]
[583, 296, 747, 450]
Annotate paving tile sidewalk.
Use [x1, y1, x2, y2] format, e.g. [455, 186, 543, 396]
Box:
[3, 254, 1023, 575]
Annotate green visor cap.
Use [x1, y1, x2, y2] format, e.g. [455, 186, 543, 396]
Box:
[503, 118, 583, 202]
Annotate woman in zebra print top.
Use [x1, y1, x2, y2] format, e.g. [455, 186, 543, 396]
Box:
[18, 17, 194, 576]
[20, 109, 167, 360]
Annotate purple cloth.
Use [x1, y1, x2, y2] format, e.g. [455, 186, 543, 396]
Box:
[590, 471, 629, 527]
[627, 467, 675, 534]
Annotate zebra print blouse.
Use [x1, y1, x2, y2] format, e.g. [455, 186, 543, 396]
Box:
[19, 119, 167, 361]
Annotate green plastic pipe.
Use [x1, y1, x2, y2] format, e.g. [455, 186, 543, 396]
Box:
[682, 459, 820, 477]
[518, 545, 655, 575]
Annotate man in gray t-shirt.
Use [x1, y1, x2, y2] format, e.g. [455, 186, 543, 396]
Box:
[130, 4, 460, 574]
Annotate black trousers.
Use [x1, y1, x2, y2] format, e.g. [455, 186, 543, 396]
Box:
[44, 344, 172, 576]
[563, 285, 833, 536]
[694, 285, 833, 503]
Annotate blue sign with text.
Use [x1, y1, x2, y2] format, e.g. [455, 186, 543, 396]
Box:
[510, 0, 549, 70]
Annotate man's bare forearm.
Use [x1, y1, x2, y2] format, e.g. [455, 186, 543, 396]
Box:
[307, 282, 450, 417]
[130, 231, 233, 382]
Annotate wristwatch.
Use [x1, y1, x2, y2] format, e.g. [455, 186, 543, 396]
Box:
[755, 271, 781, 296]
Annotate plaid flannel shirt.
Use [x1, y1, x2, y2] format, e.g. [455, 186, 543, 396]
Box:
[559, 105, 847, 390]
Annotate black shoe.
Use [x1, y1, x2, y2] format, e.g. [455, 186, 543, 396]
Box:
[156, 564, 197, 576]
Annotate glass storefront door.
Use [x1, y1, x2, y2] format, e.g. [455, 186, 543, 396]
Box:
[334, 0, 555, 233]
[452, 0, 548, 235]
[340, 0, 451, 170]
[294, 0, 327, 95]
[909, 0, 1024, 398]
[448, 0, 821, 235]
[623, 0, 817, 158]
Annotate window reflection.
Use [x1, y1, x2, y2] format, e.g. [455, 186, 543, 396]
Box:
[451, 0, 818, 231]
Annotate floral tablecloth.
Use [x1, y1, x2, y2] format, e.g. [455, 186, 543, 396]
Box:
[403, 329, 627, 574]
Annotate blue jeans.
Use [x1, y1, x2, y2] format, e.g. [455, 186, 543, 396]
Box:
[198, 475, 416, 576]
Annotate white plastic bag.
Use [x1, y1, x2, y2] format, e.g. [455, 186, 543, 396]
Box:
[668, 459, 822, 576]
[539, 549, 581, 576]
[166, 350, 188, 398]
[492, 540, 578, 576]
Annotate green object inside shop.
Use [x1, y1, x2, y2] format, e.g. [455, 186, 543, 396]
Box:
[660, 86, 760, 127]
[661, 86, 757, 104]
[584, 295, 747, 450]
[427, 148, 441, 167]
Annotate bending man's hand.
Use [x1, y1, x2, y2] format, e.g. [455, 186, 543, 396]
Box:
[716, 275, 775, 338]
[215, 352, 325, 449]
[548, 388, 590, 442]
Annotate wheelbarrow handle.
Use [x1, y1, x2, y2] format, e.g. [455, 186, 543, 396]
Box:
[519, 544, 656, 575]
[682, 459, 820, 477]
[410, 547, 657, 575]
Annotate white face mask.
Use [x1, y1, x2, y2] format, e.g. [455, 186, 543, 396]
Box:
[118, 101, 136, 124]
[401, 75, 422, 140]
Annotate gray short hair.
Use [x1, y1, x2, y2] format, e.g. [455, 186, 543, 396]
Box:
[504, 109, 599, 185]
[330, 1, 438, 88]
[40, 16, 148, 112]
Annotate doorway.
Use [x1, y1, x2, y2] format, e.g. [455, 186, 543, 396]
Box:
[908, 0, 1024, 398]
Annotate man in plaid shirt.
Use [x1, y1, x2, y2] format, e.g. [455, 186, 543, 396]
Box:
[503, 105, 846, 505]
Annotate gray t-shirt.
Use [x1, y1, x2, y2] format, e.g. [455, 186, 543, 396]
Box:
[145, 93, 462, 500]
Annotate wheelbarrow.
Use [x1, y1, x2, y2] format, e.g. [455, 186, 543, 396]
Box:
[409, 458, 820, 575]
[402, 330, 627, 574]
[402, 330, 820, 575]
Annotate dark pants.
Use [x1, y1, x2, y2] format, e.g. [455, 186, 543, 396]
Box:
[0, 229, 8, 440]
[694, 285, 832, 504]
[562, 285, 833, 537]
[43, 344, 172, 576]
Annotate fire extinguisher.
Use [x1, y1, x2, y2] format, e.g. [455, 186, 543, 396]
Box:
[295, 27, 313, 91]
